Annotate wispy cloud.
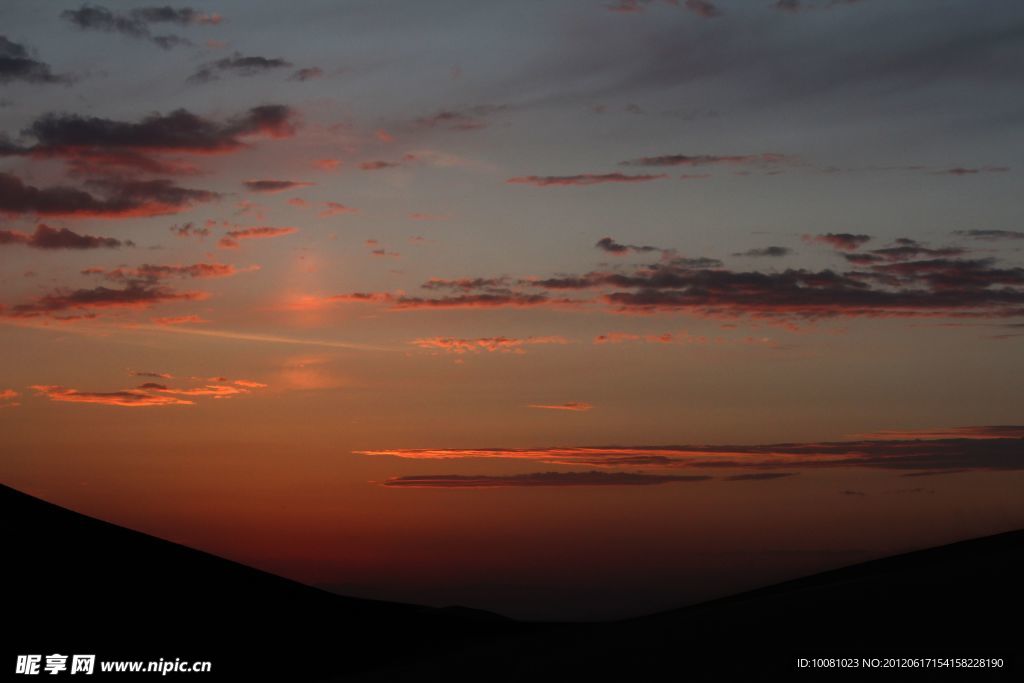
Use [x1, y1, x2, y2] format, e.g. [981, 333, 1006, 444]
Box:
[358, 427, 1024, 474]
[188, 54, 297, 84]
[411, 336, 569, 354]
[243, 180, 315, 194]
[507, 173, 668, 187]
[620, 153, 793, 167]
[218, 226, 298, 249]
[528, 402, 593, 412]
[60, 4, 220, 50]
[380, 471, 712, 488]
[954, 230, 1024, 241]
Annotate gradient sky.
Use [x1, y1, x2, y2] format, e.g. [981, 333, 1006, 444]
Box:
[2, 0, 1023, 619]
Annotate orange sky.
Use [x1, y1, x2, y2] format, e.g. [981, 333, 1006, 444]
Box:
[2, 0, 1023, 618]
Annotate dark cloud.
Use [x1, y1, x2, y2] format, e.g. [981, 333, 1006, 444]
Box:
[4, 282, 204, 318]
[858, 258, 1024, 290]
[392, 293, 562, 309]
[593, 260, 1024, 318]
[607, 0, 722, 17]
[415, 105, 507, 131]
[61, 5, 150, 38]
[931, 166, 1009, 176]
[803, 233, 872, 251]
[1, 105, 297, 174]
[733, 246, 791, 258]
[954, 229, 1024, 241]
[842, 239, 966, 264]
[358, 426, 1024, 474]
[507, 173, 668, 186]
[0, 36, 72, 84]
[169, 222, 210, 239]
[334, 234, 1022, 320]
[620, 153, 793, 167]
[607, 0, 648, 12]
[359, 160, 404, 171]
[288, 67, 323, 82]
[775, 0, 866, 12]
[0, 224, 129, 249]
[683, 0, 722, 18]
[596, 237, 661, 255]
[129, 7, 221, 25]
[0, 173, 217, 217]
[84, 262, 242, 282]
[422, 277, 513, 291]
[129, 370, 173, 379]
[188, 54, 294, 84]
[60, 5, 217, 49]
[380, 471, 713, 488]
[242, 180, 314, 194]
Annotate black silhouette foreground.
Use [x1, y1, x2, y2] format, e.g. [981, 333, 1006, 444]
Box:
[5, 484, 1020, 681]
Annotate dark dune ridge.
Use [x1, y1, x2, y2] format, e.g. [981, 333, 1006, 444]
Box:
[5, 484, 1021, 681]
[4, 484, 521, 680]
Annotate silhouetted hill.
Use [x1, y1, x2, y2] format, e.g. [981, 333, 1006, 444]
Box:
[6, 484, 1021, 681]
[3, 484, 524, 680]
[348, 528, 1023, 681]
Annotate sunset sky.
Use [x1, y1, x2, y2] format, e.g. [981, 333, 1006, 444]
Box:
[2, 0, 1023, 619]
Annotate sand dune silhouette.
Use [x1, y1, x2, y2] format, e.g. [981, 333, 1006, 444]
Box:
[5, 484, 1020, 680]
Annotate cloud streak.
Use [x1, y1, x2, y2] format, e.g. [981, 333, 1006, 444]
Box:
[188, 54, 295, 83]
[507, 173, 668, 187]
[380, 471, 713, 488]
[84, 262, 249, 282]
[31, 384, 193, 407]
[411, 336, 569, 354]
[218, 226, 297, 248]
[357, 427, 1024, 474]
[620, 152, 792, 167]
[954, 230, 1024, 241]
[0, 224, 130, 249]
[243, 180, 314, 194]
[528, 402, 593, 412]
